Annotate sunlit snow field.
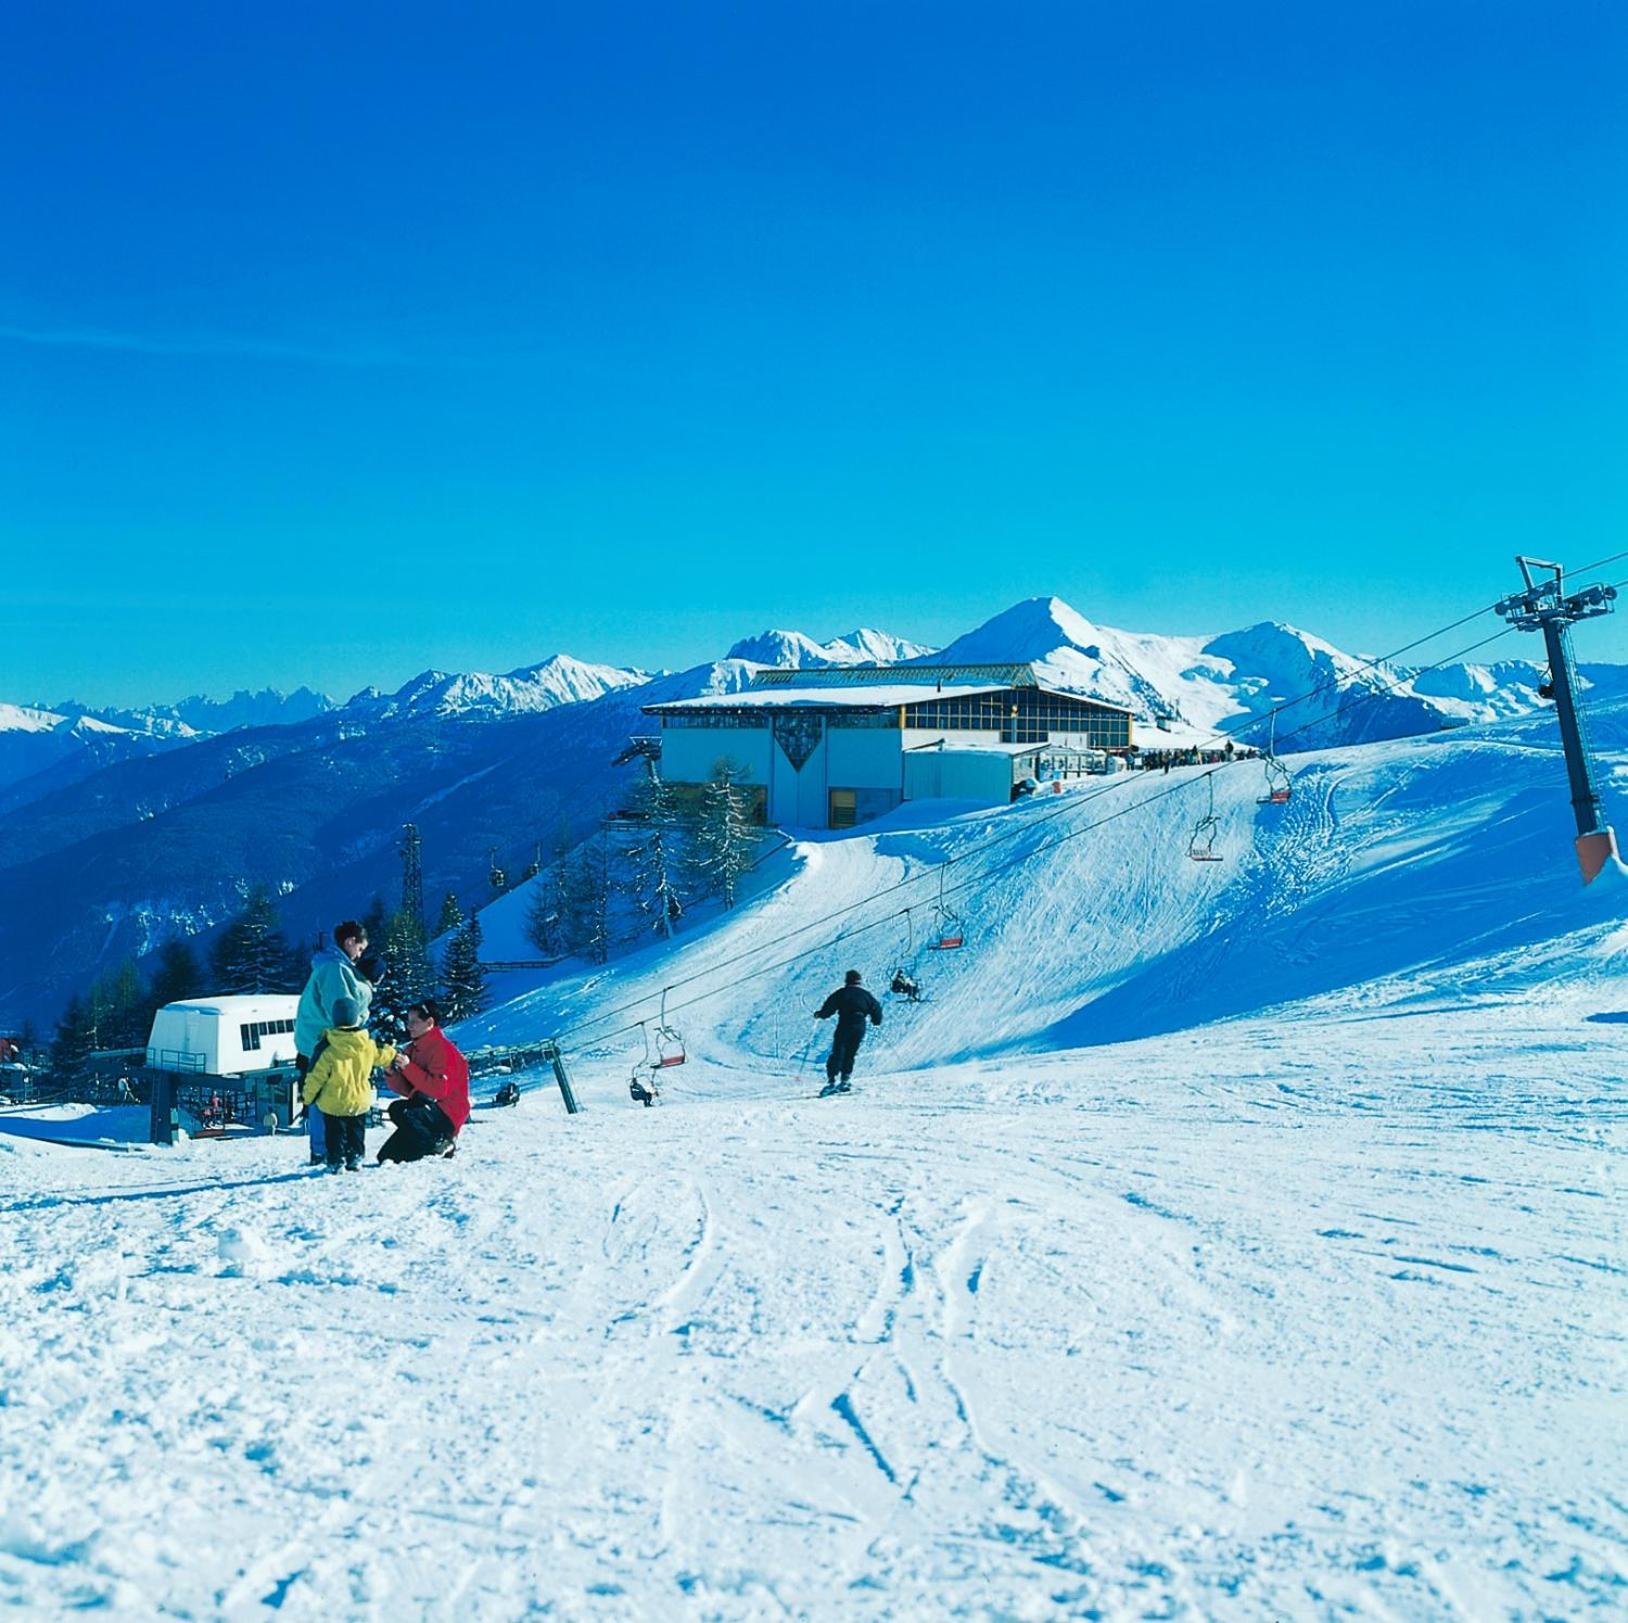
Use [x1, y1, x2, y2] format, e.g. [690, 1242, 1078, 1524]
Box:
[3, 725, 1625, 1618]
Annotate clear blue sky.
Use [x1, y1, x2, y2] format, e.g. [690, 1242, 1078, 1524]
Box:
[3, 0, 1625, 706]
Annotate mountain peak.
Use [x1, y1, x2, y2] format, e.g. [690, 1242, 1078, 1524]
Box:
[726, 626, 934, 669]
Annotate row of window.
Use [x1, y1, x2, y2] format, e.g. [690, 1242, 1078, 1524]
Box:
[657, 690, 1132, 748]
[659, 708, 898, 730]
[241, 1018, 295, 1052]
[903, 690, 1130, 746]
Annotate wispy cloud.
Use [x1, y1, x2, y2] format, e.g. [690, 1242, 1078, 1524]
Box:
[0, 322, 420, 368]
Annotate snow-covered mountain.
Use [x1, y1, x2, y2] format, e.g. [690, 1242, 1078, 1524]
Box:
[50, 686, 336, 739]
[924, 595, 1557, 752]
[340, 654, 649, 721]
[727, 627, 935, 668]
[0, 704, 193, 814]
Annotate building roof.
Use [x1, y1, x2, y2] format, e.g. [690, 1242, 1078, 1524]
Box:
[646, 680, 1013, 714]
[644, 660, 1133, 717]
[750, 662, 1039, 690]
[157, 995, 300, 1017]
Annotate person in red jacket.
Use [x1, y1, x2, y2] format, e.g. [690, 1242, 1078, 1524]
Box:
[376, 999, 471, 1164]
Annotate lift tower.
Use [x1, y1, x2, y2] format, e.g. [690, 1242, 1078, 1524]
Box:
[398, 822, 425, 929]
[1495, 557, 1620, 884]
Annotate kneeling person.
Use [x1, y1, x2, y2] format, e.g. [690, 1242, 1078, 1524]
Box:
[378, 1000, 470, 1164]
[301, 995, 395, 1173]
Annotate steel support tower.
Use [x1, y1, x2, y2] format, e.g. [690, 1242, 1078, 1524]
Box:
[1495, 557, 1619, 884]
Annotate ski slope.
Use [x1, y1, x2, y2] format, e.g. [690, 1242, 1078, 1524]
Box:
[2, 715, 1624, 1618]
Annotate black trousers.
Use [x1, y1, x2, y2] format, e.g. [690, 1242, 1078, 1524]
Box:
[322, 1111, 366, 1167]
[827, 1026, 865, 1082]
[377, 1097, 455, 1164]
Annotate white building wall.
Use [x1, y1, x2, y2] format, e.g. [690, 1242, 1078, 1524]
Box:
[658, 725, 774, 794]
[903, 749, 1014, 805]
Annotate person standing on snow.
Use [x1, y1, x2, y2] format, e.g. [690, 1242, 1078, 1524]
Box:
[295, 920, 377, 1165]
[377, 999, 470, 1163]
[300, 995, 395, 1172]
[812, 969, 883, 1096]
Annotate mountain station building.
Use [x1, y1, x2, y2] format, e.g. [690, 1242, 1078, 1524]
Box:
[639, 664, 1134, 830]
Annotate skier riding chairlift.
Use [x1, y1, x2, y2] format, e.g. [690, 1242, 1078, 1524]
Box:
[888, 909, 926, 1002]
[629, 993, 686, 1106]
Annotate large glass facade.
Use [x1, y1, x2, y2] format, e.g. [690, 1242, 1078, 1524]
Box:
[902, 689, 1129, 748]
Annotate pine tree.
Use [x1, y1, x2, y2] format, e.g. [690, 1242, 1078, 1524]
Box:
[523, 823, 573, 957]
[627, 772, 687, 938]
[370, 907, 436, 1042]
[362, 894, 388, 947]
[211, 886, 294, 994]
[49, 995, 96, 1092]
[692, 759, 758, 909]
[436, 890, 464, 938]
[94, 958, 146, 1049]
[147, 938, 203, 1012]
[440, 914, 487, 1023]
[566, 830, 611, 964]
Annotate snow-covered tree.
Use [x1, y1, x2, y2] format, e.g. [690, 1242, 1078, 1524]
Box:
[567, 831, 612, 964]
[211, 886, 294, 994]
[440, 913, 487, 1023]
[436, 891, 464, 937]
[370, 907, 436, 1042]
[522, 823, 574, 957]
[692, 759, 758, 909]
[627, 772, 687, 939]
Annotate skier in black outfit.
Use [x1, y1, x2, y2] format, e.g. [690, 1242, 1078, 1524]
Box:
[813, 970, 883, 1095]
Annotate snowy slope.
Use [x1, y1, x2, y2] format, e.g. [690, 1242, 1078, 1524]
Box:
[1, 704, 1623, 1617]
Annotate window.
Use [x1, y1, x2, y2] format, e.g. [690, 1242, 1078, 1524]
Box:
[828, 788, 898, 829]
[659, 711, 770, 729]
[826, 710, 898, 729]
[240, 1018, 294, 1053]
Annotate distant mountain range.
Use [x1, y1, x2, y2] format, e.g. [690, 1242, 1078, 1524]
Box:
[2, 596, 1613, 1029]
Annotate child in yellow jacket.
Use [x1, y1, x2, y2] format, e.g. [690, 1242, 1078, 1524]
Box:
[301, 995, 396, 1173]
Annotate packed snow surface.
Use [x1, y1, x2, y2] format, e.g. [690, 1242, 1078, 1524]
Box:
[3, 715, 1625, 1618]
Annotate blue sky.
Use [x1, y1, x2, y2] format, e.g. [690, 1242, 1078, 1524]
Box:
[3, 0, 1625, 706]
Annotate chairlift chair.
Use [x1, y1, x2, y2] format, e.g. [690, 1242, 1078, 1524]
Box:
[652, 990, 687, 1068]
[1254, 712, 1292, 805]
[926, 870, 966, 950]
[1258, 756, 1292, 806]
[630, 992, 686, 1106]
[887, 909, 928, 1001]
[1188, 773, 1225, 863]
